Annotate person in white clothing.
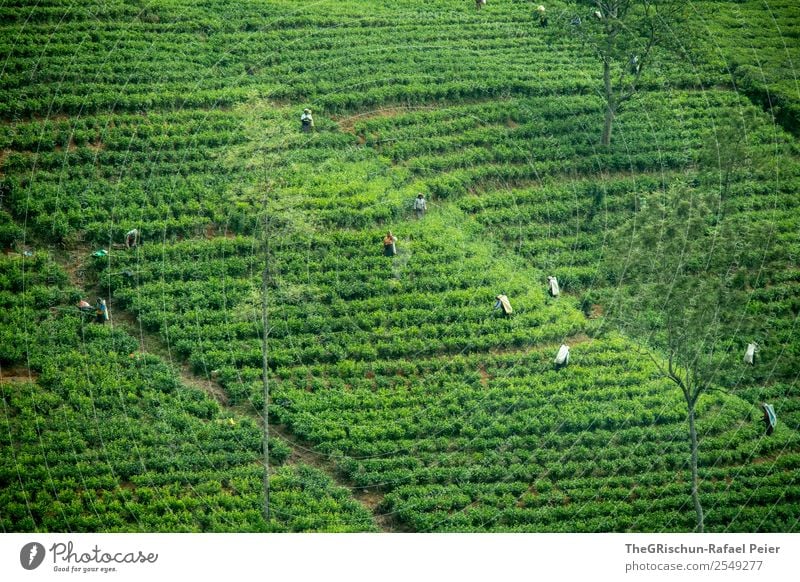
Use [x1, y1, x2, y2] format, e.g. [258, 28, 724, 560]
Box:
[413, 193, 427, 219]
[301, 108, 314, 132]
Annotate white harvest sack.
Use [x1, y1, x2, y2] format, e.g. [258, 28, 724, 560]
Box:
[744, 343, 757, 365]
[547, 276, 560, 297]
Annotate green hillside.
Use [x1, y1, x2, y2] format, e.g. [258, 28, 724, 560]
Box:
[1, 0, 798, 532]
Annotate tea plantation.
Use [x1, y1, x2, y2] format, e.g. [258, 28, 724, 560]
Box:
[1, 0, 798, 532]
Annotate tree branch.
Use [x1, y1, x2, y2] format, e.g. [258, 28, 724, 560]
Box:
[643, 344, 667, 377]
[618, 34, 656, 105]
[705, 385, 730, 397]
[663, 347, 689, 400]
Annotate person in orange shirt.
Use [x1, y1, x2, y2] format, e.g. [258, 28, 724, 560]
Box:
[383, 231, 397, 256]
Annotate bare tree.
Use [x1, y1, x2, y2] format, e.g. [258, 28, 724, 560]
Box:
[575, 0, 685, 145]
[699, 110, 782, 199]
[606, 181, 752, 531]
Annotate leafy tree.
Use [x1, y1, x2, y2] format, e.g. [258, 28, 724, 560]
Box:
[574, 0, 685, 145]
[605, 180, 754, 532]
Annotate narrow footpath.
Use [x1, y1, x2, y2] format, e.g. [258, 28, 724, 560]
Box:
[53, 245, 397, 531]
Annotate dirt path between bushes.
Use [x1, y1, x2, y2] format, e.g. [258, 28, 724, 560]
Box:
[52, 247, 395, 531]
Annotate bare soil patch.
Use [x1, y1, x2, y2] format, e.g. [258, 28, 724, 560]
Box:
[0, 365, 39, 383]
[588, 304, 604, 319]
[478, 364, 491, 387]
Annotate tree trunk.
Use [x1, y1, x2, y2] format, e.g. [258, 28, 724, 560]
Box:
[261, 258, 270, 523]
[602, 104, 615, 146]
[687, 403, 705, 532]
[261, 168, 271, 524]
[601, 59, 614, 146]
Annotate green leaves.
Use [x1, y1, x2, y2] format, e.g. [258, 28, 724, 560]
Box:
[0, 254, 378, 532]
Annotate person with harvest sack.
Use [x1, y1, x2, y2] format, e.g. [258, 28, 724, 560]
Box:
[629, 54, 640, 75]
[300, 108, 314, 132]
[547, 276, 560, 297]
[761, 403, 777, 436]
[554, 344, 570, 368]
[383, 231, 397, 256]
[494, 293, 512, 317]
[125, 228, 139, 249]
[537, 5, 548, 27]
[95, 298, 109, 324]
[744, 342, 758, 365]
[476, 0, 486, 10]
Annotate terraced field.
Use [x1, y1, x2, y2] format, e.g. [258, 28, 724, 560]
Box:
[1, 0, 798, 533]
[0, 254, 377, 532]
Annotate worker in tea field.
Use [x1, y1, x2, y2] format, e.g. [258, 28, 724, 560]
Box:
[413, 193, 427, 219]
[95, 298, 109, 324]
[494, 293, 513, 317]
[77, 299, 93, 314]
[744, 342, 758, 365]
[537, 5, 548, 27]
[629, 55, 640, 75]
[547, 276, 560, 297]
[476, 0, 486, 10]
[761, 403, 776, 436]
[301, 108, 314, 132]
[383, 231, 397, 256]
[554, 344, 570, 368]
[125, 228, 139, 249]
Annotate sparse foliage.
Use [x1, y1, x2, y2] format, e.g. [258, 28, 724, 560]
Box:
[574, 0, 686, 145]
[605, 180, 757, 531]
